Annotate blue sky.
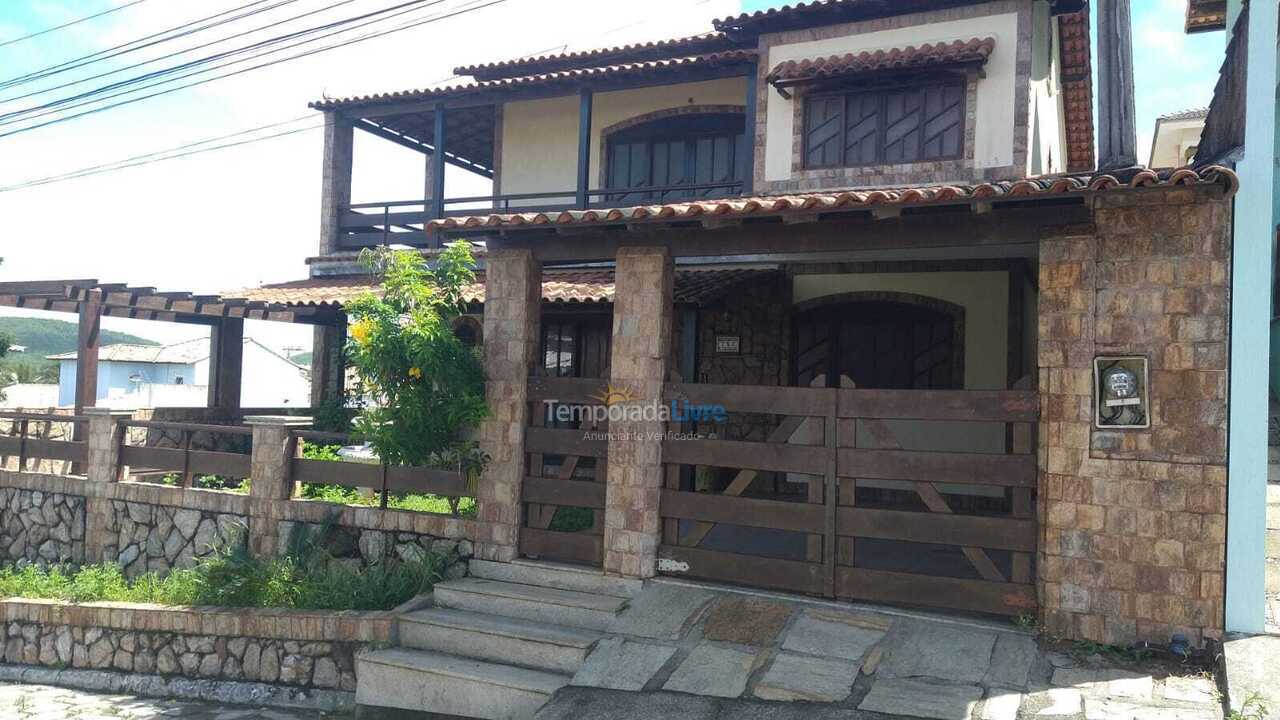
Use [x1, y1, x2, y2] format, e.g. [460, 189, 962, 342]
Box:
[0, 0, 1230, 349]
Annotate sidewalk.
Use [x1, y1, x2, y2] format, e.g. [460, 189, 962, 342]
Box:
[0, 682, 349, 720]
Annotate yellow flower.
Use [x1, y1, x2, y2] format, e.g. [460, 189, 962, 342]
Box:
[408, 367, 423, 380]
[351, 319, 373, 344]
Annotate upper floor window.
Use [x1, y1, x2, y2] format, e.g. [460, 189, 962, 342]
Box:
[605, 113, 745, 203]
[803, 80, 966, 169]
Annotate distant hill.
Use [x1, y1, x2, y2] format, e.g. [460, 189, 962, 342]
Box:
[0, 317, 159, 360]
[290, 352, 313, 366]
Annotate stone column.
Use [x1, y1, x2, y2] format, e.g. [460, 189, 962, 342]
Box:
[319, 113, 354, 255]
[604, 246, 674, 578]
[84, 408, 132, 483]
[475, 248, 541, 562]
[83, 409, 135, 565]
[245, 416, 312, 557]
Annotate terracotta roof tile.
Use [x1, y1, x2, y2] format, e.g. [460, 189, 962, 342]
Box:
[769, 38, 995, 85]
[1058, 9, 1095, 173]
[230, 269, 776, 308]
[426, 166, 1238, 233]
[1158, 107, 1209, 122]
[311, 51, 756, 111]
[454, 33, 740, 80]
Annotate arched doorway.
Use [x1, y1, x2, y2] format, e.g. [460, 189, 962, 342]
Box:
[792, 292, 965, 390]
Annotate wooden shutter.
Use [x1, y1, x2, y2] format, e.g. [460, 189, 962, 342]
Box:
[805, 95, 844, 167]
[843, 93, 881, 166]
[882, 89, 923, 163]
[920, 82, 965, 159]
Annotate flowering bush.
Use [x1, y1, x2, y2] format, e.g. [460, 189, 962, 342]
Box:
[344, 244, 488, 470]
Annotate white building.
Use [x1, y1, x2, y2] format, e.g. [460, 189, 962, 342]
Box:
[1149, 107, 1207, 168]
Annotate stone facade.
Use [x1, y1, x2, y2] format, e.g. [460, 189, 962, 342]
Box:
[276, 519, 472, 577]
[604, 247, 674, 578]
[1038, 184, 1231, 646]
[0, 488, 84, 566]
[0, 598, 396, 692]
[476, 248, 541, 562]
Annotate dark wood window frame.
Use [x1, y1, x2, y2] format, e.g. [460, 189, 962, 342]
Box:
[603, 113, 747, 203]
[802, 77, 968, 170]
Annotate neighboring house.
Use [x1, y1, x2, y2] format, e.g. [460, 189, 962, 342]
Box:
[1149, 107, 1207, 168]
[48, 337, 310, 409]
[6, 345, 26, 354]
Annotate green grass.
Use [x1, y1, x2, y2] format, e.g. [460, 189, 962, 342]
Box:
[0, 522, 450, 612]
[299, 483, 477, 517]
[150, 473, 250, 494]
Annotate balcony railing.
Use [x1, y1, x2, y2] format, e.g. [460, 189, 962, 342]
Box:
[338, 180, 745, 250]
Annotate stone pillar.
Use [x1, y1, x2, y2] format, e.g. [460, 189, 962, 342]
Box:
[310, 316, 347, 409]
[1037, 186, 1231, 646]
[84, 408, 132, 483]
[604, 246, 674, 578]
[245, 416, 312, 557]
[475, 248, 541, 562]
[319, 112, 354, 255]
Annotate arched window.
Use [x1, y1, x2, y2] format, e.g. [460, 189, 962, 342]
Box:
[793, 292, 965, 390]
[604, 112, 746, 203]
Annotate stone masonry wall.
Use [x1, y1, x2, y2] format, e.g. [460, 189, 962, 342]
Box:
[105, 502, 245, 578]
[0, 598, 396, 692]
[0, 488, 85, 566]
[1038, 184, 1231, 646]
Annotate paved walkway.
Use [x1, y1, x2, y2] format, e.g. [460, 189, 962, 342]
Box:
[557, 579, 1224, 720]
[0, 683, 351, 720]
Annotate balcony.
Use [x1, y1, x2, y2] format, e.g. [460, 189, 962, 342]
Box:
[336, 180, 747, 251]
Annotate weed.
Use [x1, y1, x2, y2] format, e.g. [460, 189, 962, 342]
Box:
[1070, 640, 1152, 663]
[1013, 613, 1038, 631]
[1227, 692, 1270, 720]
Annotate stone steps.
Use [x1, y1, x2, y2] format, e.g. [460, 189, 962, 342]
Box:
[469, 558, 642, 599]
[434, 577, 629, 631]
[355, 647, 569, 720]
[399, 607, 601, 674]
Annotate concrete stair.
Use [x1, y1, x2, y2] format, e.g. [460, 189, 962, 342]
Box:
[356, 561, 637, 719]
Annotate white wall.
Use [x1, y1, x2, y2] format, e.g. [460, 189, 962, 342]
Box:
[762, 12, 1021, 182]
[1028, 3, 1067, 175]
[499, 78, 748, 203]
[192, 341, 311, 408]
[1149, 119, 1205, 168]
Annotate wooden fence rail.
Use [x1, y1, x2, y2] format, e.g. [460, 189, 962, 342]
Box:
[0, 412, 87, 470]
[117, 420, 251, 487]
[289, 431, 471, 513]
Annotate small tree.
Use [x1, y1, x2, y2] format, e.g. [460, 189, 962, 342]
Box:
[344, 244, 488, 472]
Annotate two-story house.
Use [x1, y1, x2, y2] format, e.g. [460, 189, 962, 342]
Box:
[231, 1, 1242, 692]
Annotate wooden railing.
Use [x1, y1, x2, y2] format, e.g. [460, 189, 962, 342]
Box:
[290, 430, 471, 513]
[0, 412, 88, 470]
[117, 420, 252, 487]
[339, 180, 745, 250]
[519, 377, 609, 566]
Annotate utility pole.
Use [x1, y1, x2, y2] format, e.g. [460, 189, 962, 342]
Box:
[1096, 0, 1138, 170]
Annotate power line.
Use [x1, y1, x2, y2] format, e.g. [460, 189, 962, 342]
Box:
[0, 0, 507, 138]
[0, 117, 321, 193]
[0, 0, 427, 122]
[0, 0, 149, 50]
[0, 0, 297, 91]
[0, 0, 359, 106]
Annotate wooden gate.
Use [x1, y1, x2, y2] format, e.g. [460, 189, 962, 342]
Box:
[658, 382, 1038, 617]
[519, 377, 608, 567]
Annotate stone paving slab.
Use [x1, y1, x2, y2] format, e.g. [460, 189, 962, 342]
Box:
[980, 688, 1023, 720]
[779, 608, 886, 662]
[702, 597, 792, 646]
[983, 633, 1037, 690]
[752, 653, 859, 703]
[572, 638, 678, 692]
[1034, 687, 1084, 716]
[1163, 675, 1217, 704]
[881, 621, 997, 684]
[857, 677, 982, 720]
[662, 645, 756, 698]
[609, 584, 718, 640]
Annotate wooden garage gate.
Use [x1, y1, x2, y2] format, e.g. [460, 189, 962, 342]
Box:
[658, 382, 1039, 617]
